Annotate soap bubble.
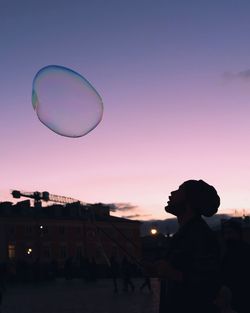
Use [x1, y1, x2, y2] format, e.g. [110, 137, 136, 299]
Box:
[32, 65, 103, 138]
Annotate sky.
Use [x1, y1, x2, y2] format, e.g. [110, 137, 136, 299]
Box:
[1, 0, 250, 220]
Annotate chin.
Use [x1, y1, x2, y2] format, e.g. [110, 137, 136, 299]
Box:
[165, 205, 177, 216]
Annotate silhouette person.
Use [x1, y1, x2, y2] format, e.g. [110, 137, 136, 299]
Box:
[140, 275, 151, 292]
[89, 257, 97, 281]
[0, 284, 2, 313]
[32, 257, 41, 282]
[49, 259, 58, 280]
[110, 255, 120, 293]
[64, 257, 73, 280]
[214, 285, 238, 313]
[153, 179, 221, 313]
[220, 219, 250, 313]
[0, 263, 6, 313]
[121, 256, 135, 292]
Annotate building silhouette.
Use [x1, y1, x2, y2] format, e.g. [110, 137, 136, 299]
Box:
[0, 200, 141, 275]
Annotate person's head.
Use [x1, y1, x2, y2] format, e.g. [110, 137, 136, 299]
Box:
[165, 179, 220, 218]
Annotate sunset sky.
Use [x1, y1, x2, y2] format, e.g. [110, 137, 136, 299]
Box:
[1, 0, 250, 220]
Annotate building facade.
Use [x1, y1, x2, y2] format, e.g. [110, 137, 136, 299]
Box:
[0, 200, 141, 268]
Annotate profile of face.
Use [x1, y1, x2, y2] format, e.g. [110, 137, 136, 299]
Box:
[165, 184, 187, 216]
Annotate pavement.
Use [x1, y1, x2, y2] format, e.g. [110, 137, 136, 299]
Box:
[1, 278, 161, 313]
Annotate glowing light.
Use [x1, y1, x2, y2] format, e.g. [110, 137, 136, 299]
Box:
[150, 228, 158, 235]
[27, 248, 32, 255]
[40, 225, 43, 229]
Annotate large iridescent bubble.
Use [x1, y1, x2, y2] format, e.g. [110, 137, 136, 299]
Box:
[32, 65, 103, 138]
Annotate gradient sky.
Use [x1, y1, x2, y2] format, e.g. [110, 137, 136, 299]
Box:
[1, 0, 250, 220]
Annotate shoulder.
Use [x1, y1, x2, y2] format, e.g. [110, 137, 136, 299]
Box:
[186, 218, 219, 255]
[185, 217, 217, 241]
[169, 217, 219, 253]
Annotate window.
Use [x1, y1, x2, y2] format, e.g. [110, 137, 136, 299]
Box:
[62, 207, 69, 217]
[59, 226, 65, 235]
[8, 244, 15, 259]
[8, 226, 15, 235]
[25, 225, 33, 234]
[80, 208, 86, 216]
[60, 246, 67, 259]
[76, 246, 82, 258]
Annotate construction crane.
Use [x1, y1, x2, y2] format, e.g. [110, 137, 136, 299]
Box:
[11, 189, 86, 207]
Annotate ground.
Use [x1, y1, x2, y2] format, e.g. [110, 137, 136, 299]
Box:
[2, 278, 160, 313]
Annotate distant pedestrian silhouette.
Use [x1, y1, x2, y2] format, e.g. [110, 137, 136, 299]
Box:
[110, 255, 120, 293]
[221, 219, 250, 313]
[140, 275, 151, 292]
[0, 287, 2, 313]
[154, 179, 221, 313]
[64, 257, 73, 280]
[49, 259, 58, 280]
[0, 263, 6, 313]
[215, 285, 238, 313]
[121, 256, 135, 292]
[89, 257, 97, 281]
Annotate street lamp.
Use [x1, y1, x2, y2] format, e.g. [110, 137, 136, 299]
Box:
[27, 248, 32, 255]
[150, 228, 158, 235]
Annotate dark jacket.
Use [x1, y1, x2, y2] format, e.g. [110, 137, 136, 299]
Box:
[221, 240, 250, 313]
[164, 216, 220, 313]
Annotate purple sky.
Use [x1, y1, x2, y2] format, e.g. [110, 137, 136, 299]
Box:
[1, 0, 250, 220]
